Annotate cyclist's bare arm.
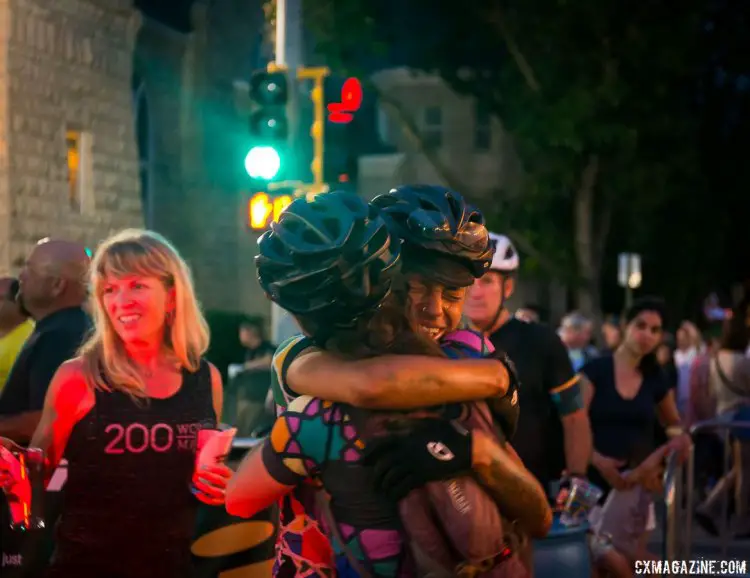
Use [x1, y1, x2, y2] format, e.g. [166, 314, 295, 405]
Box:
[472, 430, 553, 538]
[287, 348, 509, 409]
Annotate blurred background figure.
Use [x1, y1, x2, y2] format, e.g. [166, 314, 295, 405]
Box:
[559, 311, 598, 372]
[600, 315, 623, 353]
[674, 321, 703, 416]
[225, 318, 276, 437]
[694, 301, 750, 538]
[0, 278, 34, 393]
[655, 334, 678, 390]
[236, 318, 275, 374]
[0, 239, 91, 443]
[515, 304, 541, 324]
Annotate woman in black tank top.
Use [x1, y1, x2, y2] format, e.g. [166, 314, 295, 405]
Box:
[2, 229, 231, 578]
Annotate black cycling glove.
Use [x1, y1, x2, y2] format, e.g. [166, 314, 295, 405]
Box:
[485, 349, 520, 441]
[362, 418, 473, 501]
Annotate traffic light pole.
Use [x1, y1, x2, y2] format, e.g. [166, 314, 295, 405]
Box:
[275, 0, 302, 69]
[275, 0, 287, 66]
[271, 0, 304, 345]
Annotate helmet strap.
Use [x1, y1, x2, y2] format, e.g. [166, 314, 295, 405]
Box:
[477, 275, 510, 335]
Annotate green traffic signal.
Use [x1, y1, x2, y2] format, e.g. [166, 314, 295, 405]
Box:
[244, 146, 281, 180]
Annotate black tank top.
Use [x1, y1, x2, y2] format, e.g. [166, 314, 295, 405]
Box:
[46, 361, 216, 578]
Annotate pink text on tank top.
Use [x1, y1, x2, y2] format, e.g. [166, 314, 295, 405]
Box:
[103, 421, 203, 454]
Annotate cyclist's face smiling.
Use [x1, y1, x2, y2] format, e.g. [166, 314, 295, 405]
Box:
[405, 273, 466, 341]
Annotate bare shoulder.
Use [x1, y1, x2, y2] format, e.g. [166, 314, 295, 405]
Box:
[206, 361, 223, 388]
[47, 357, 94, 413]
[204, 361, 223, 421]
[50, 358, 87, 392]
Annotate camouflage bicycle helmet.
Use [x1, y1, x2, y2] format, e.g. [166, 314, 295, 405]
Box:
[256, 191, 400, 325]
[371, 185, 494, 285]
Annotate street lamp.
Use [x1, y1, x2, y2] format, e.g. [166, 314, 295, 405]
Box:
[618, 253, 642, 310]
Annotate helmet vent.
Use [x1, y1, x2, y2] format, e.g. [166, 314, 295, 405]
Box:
[321, 218, 341, 241]
[418, 199, 435, 211]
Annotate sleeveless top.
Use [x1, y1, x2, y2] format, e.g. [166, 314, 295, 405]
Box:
[710, 350, 750, 416]
[46, 360, 216, 578]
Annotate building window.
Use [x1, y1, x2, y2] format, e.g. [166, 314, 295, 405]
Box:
[421, 106, 442, 149]
[474, 104, 491, 151]
[66, 130, 81, 210]
[66, 128, 94, 214]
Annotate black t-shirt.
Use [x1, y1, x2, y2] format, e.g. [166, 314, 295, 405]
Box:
[489, 318, 577, 490]
[0, 307, 92, 417]
[581, 355, 669, 494]
[244, 340, 276, 363]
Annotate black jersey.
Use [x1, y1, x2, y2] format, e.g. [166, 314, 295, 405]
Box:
[489, 318, 578, 491]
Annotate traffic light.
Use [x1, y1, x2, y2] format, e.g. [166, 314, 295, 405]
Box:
[298, 67, 329, 192]
[248, 191, 293, 230]
[245, 66, 290, 181]
[309, 83, 324, 186]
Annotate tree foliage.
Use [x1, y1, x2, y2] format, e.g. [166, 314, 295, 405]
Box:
[305, 0, 746, 318]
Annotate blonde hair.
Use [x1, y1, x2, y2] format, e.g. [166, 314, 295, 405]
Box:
[78, 229, 210, 397]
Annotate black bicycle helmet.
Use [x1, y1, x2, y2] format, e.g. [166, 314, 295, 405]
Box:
[371, 185, 494, 281]
[256, 191, 401, 325]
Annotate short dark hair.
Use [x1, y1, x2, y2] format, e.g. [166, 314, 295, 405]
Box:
[625, 296, 667, 327]
[239, 317, 262, 333]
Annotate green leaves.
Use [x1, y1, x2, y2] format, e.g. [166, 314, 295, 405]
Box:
[303, 0, 715, 297]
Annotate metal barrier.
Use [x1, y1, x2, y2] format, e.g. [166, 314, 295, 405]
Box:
[662, 418, 750, 561]
[662, 450, 683, 560]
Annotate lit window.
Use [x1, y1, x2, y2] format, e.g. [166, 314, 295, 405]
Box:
[65, 128, 93, 214]
[66, 130, 80, 210]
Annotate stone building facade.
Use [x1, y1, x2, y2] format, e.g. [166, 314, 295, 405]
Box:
[0, 0, 143, 275]
[0, 0, 273, 323]
[132, 0, 269, 317]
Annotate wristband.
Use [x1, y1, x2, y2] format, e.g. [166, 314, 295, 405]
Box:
[559, 473, 588, 489]
[665, 426, 685, 438]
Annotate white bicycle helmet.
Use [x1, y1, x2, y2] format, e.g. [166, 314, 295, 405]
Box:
[488, 233, 519, 272]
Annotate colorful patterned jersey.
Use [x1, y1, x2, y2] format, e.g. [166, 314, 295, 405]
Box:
[270, 336, 336, 578]
[266, 330, 497, 577]
[262, 395, 412, 577]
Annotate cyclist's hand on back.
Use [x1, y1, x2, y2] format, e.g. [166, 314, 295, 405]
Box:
[486, 350, 520, 440]
[363, 418, 473, 501]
